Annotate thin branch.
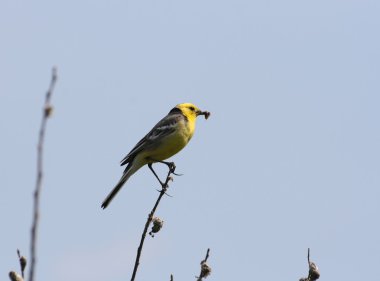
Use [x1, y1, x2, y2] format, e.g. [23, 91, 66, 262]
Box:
[200, 249, 210, 265]
[28, 68, 57, 281]
[130, 168, 174, 281]
[196, 248, 211, 281]
[170, 274, 174, 281]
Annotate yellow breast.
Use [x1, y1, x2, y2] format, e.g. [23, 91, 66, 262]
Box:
[146, 119, 195, 161]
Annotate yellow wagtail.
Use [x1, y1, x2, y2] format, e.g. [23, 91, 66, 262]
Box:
[101, 103, 210, 209]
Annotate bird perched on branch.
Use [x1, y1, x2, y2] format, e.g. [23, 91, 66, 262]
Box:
[101, 103, 210, 209]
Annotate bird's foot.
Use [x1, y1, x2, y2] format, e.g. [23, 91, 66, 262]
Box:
[167, 162, 176, 174]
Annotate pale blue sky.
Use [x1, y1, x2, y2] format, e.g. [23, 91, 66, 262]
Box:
[1, 0, 380, 280]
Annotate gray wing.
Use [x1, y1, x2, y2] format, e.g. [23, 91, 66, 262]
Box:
[120, 112, 184, 166]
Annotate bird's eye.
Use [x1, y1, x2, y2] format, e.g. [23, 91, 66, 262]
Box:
[189, 106, 195, 111]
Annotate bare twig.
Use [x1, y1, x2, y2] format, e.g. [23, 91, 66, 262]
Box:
[130, 168, 174, 281]
[196, 248, 211, 281]
[170, 274, 174, 281]
[200, 248, 210, 265]
[299, 248, 320, 281]
[28, 68, 57, 281]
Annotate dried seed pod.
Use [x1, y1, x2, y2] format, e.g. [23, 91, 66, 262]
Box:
[149, 217, 164, 237]
[19, 256, 27, 273]
[9, 271, 23, 281]
[200, 262, 211, 279]
[308, 262, 320, 280]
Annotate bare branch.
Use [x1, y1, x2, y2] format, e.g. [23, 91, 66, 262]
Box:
[28, 67, 58, 281]
[130, 168, 174, 281]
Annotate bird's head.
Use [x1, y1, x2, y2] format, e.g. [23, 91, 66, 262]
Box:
[175, 103, 210, 120]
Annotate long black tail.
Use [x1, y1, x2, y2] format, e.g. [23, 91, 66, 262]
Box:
[101, 176, 128, 209]
[101, 161, 141, 209]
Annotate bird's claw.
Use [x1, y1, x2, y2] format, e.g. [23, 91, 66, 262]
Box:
[168, 162, 176, 173]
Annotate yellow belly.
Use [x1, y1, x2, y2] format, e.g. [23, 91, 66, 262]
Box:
[145, 121, 194, 161]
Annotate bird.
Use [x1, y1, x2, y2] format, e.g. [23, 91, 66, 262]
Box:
[101, 103, 210, 209]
